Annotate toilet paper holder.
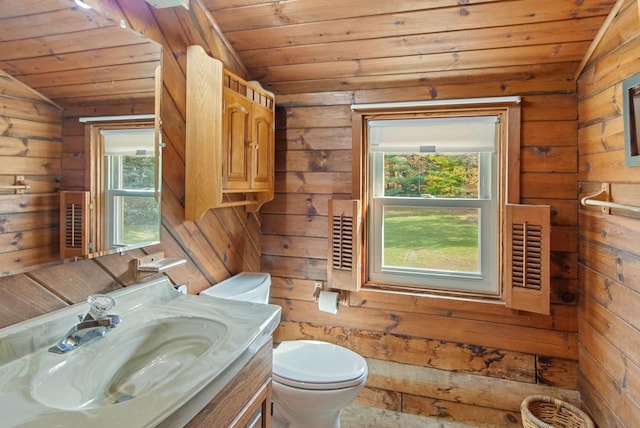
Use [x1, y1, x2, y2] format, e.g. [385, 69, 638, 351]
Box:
[313, 282, 348, 306]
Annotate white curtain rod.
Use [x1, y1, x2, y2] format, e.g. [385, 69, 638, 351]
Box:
[351, 96, 521, 111]
[79, 114, 155, 123]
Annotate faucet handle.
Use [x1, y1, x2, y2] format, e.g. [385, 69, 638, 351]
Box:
[87, 294, 115, 319]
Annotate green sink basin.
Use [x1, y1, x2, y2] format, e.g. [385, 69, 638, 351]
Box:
[31, 316, 226, 410]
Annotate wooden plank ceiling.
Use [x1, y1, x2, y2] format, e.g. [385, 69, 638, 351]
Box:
[202, 0, 617, 94]
[0, 0, 618, 104]
[0, 0, 161, 109]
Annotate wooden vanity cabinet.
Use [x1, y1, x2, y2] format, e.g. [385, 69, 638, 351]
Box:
[185, 339, 273, 428]
[185, 45, 275, 221]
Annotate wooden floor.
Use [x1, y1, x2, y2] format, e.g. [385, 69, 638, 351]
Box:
[341, 404, 474, 428]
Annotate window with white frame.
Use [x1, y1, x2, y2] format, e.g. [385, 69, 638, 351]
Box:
[366, 113, 501, 296]
[345, 97, 551, 313]
[367, 114, 500, 295]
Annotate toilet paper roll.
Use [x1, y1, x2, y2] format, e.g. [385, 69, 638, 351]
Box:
[318, 290, 339, 314]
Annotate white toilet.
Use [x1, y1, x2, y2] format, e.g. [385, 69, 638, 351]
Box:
[199, 272, 368, 428]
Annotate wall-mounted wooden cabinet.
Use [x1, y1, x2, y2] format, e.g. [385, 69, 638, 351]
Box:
[186, 45, 275, 221]
[222, 89, 273, 192]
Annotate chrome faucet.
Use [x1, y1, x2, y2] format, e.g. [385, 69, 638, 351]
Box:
[48, 294, 122, 354]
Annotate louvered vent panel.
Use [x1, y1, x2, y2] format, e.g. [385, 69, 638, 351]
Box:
[60, 191, 91, 259]
[327, 199, 361, 292]
[511, 222, 543, 289]
[332, 213, 353, 271]
[64, 202, 84, 249]
[504, 203, 550, 315]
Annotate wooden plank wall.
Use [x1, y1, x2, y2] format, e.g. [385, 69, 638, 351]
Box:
[576, 2, 640, 427]
[0, 0, 259, 326]
[0, 71, 62, 277]
[2, 1, 637, 426]
[265, 71, 582, 425]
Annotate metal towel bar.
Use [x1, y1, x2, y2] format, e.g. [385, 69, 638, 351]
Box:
[0, 176, 30, 193]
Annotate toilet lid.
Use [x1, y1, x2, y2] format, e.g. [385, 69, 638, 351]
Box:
[272, 340, 367, 390]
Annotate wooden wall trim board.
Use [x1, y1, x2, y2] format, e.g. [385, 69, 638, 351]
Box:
[574, 0, 628, 79]
[0, 69, 62, 110]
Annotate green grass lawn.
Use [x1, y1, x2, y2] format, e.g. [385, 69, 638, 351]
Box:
[383, 207, 479, 272]
[122, 225, 160, 245]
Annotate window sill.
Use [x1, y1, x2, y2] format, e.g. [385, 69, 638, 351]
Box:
[353, 282, 509, 316]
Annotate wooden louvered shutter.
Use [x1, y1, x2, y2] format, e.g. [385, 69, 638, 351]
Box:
[327, 199, 361, 291]
[504, 203, 550, 314]
[60, 191, 91, 259]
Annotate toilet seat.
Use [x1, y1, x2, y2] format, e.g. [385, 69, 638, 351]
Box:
[272, 340, 368, 390]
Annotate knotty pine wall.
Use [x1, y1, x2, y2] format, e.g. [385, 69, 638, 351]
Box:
[0, 72, 62, 278]
[576, 2, 640, 427]
[266, 73, 582, 425]
[0, 0, 259, 325]
[1, 1, 637, 427]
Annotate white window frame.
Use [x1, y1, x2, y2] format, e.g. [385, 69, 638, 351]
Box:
[104, 156, 157, 248]
[98, 126, 160, 251]
[366, 113, 500, 296]
[368, 148, 498, 295]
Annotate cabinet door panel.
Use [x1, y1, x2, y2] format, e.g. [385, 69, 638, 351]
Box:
[252, 103, 274, 190]
[223, 90, 251, 190]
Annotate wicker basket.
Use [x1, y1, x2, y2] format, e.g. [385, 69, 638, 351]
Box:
[521, 396, 595, 428]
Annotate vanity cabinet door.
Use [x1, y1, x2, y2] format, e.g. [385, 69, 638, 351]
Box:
[250, 102, 274, 191]
[223, 88, 252, 191]
[232, 379, 272, 428]
[185, 339, 273, 428]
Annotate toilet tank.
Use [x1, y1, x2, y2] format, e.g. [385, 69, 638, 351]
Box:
[199, 272, 271, 304]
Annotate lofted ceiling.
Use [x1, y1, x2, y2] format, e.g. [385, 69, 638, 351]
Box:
[202, 0, 619, 94]
[0, 0, 161, 109]
[0, 0, 621, 106]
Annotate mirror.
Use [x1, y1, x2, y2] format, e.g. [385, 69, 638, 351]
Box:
[0, 0, 163, 276]
[0, 1, 163, 263]
[78, 60, 163, 257]
[623, 72, 640, 167]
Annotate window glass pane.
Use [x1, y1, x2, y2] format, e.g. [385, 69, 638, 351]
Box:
[105, 153, 159, 248]
[382, 206, 479, 274]
[382, 153, 479, 199]
[109, 155, 156, 190]
[116, 195, 160, 245]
